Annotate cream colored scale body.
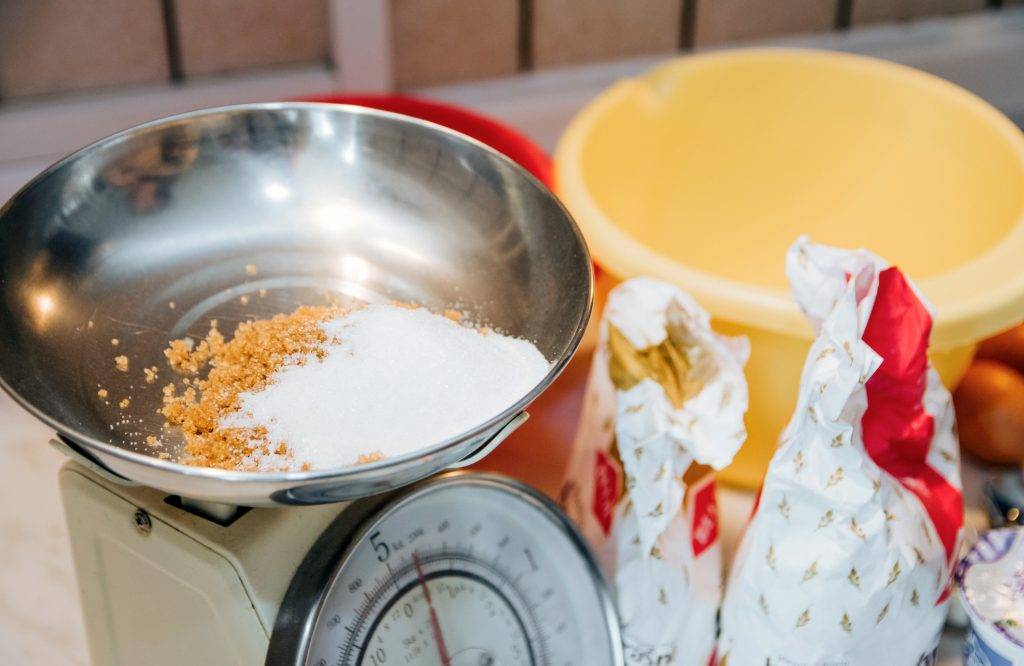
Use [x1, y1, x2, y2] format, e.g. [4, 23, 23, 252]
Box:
[60, 460, 342, 665]
[60, 456, 623, 666]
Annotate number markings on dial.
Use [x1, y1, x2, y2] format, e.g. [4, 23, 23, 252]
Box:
[295, 479, 617, 666]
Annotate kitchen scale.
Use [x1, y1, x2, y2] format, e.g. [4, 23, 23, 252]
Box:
[0, 103, 621, 664]
[58, 457, 620, 665]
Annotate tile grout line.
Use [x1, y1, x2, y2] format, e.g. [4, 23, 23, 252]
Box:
[160, 0, 184, 83]
[680, 0, 697, 50]
[836, 0, 854, 30]
[518, 0, 535, 72]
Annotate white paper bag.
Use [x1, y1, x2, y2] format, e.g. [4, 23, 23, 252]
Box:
[560, 277, 749, 665]
[718, 238, 963, 665]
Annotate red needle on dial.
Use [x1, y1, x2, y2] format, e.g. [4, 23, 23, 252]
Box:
[413, 552, 451, 665]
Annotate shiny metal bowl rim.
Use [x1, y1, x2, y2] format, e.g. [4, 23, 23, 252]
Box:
[0, 101, 593, 487]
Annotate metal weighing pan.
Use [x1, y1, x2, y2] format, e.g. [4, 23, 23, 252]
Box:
[0, 103, 592, 506]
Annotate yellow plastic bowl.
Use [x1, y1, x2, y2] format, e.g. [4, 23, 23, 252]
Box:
[556, 48, 1024, 488]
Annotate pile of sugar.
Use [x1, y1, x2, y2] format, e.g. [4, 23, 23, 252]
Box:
[172, 303, 550, 471]
[161, 306, 341, 470]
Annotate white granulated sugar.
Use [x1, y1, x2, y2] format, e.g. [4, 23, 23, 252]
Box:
[225, 304, 550, 470]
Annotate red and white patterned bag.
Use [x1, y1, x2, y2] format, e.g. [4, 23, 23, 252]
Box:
[718, 238, 963, 665]
[560, 277, 749, 665]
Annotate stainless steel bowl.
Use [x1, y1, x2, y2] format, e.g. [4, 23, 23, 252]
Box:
[0, 103, 592, 506]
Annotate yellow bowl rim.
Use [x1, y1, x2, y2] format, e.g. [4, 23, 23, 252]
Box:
[555, 47, 1024, 348]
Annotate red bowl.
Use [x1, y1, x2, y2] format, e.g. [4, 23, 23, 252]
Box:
[293, 94, 552, 187]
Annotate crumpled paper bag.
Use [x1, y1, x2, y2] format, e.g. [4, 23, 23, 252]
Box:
[718, 237, 963, 665]
[560, 277, 749, 665]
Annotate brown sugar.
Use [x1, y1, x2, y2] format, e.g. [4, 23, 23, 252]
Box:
[356, 451, 385, 464]
[114, 355, 129, 372]
[160, 306, 343, 470]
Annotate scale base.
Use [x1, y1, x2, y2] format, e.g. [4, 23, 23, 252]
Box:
[59, 460, 345, 665]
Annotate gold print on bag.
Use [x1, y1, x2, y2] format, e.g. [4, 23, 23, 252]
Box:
[654, 463, 666, 482]
[911, 588, 920, 606]
[778, 495, 791, 521]
[831, 433, 844, 448]
[607, 438, 629, 503]
[647, 501, 663, 518]
[840, 612, 853, 633]
[884, 509, 896, 522]
[850, 517, 867, 540]
[650, 544, 663, 560]
[766, 544, 777, 571]
[607, 317, 717, 409]
[758, 593, 769, 616]
[921, 518, 934, 545]
[848, 567, 861, 589]
[816, 346, 835, 361]
[939, 448, 956, 463]
[817, 509, 834, 529]
[913, 546, 926, 565]
[658, 587, 668, 605]
[826, 467, 844, 488]
[793, 451, 806, 475]
[876, 602, 890, 624]
[887, 561, 902, 586]
[795, 608, 811, 629]
[802, 560, 819, 583]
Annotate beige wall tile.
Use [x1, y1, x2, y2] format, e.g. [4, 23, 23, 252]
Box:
[694, 0, 835, 47]
[391, 0, 518, 88]
[532, 0, 681, 69]
[0, 0, 168, 99]
[852, 0, 986, 24]
[172, 0, 328, 77]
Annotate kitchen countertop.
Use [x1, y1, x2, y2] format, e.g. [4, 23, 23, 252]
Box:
[0, 393, 89, 664]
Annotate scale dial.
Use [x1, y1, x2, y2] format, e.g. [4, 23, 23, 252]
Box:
[269, 473, 622, 666]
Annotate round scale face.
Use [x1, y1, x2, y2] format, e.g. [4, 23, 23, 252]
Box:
[302, 475, 621, 666]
